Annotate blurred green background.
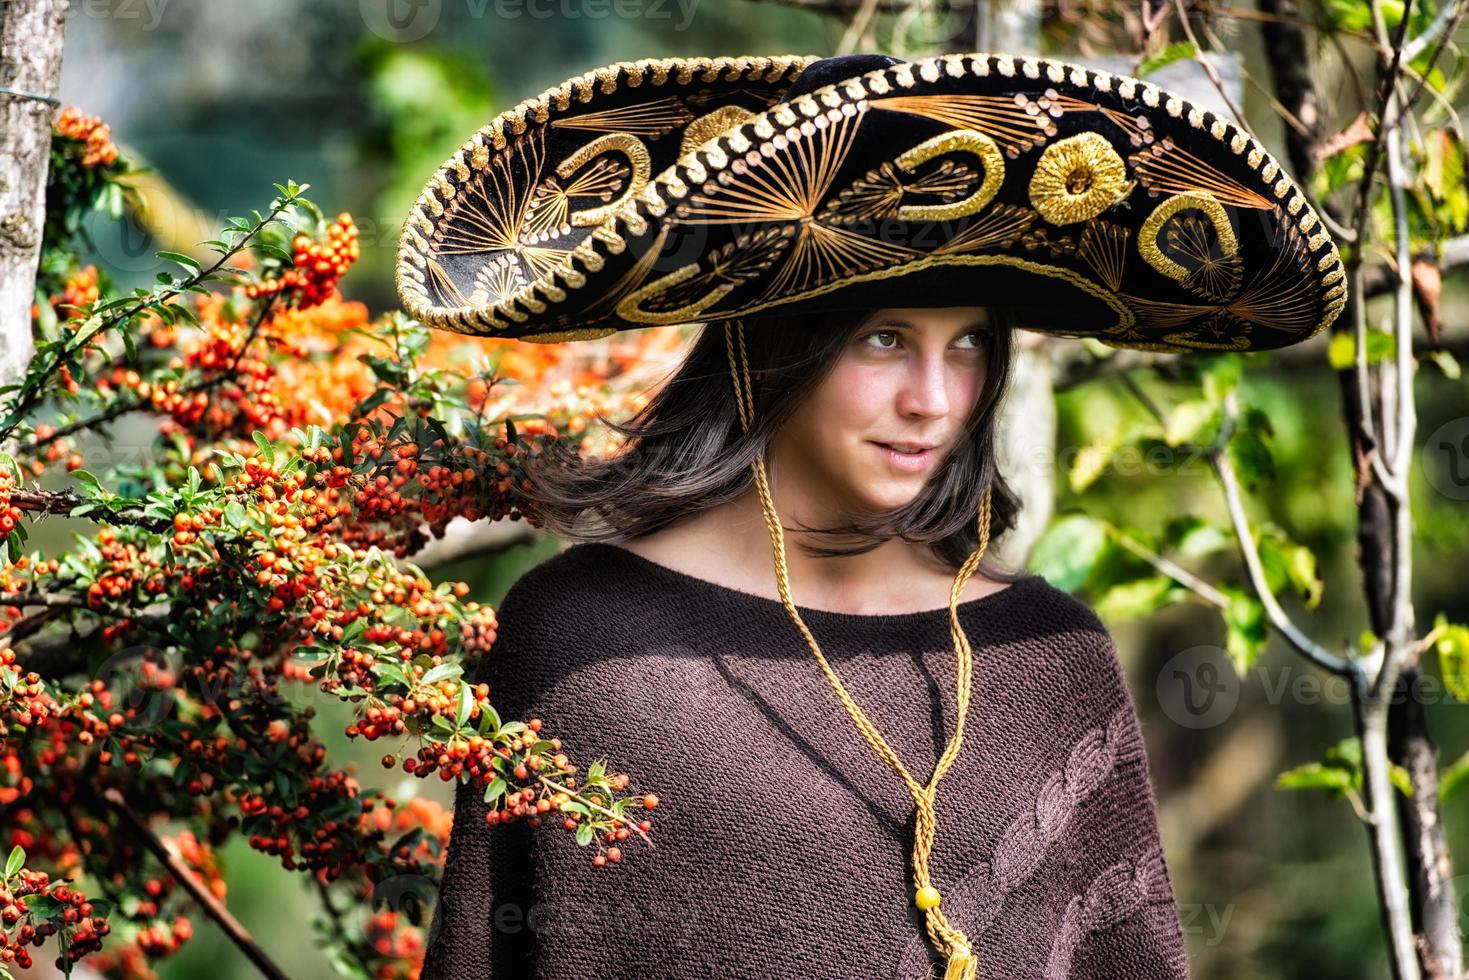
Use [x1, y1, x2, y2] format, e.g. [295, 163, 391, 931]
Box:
[36, 1, 1469, 977]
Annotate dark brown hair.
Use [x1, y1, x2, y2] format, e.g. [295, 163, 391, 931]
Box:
[523, 305, 1026, 580]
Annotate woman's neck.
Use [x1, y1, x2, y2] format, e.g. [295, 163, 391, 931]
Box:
[610, 488, 1007, 616]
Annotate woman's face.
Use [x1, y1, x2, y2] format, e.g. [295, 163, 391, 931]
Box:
[769, 306, 992, 516]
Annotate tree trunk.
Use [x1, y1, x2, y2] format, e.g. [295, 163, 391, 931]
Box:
[0, 0, 68, 401]
[1255, 0, 1462, 972]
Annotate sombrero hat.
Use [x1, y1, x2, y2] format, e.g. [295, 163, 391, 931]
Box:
[394, 50, 1347, 354]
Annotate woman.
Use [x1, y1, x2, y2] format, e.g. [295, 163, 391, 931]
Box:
[418, 302, 1192, 979]
[398, 50, 1343, 980]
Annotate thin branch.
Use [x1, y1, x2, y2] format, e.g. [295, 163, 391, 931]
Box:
[1174, 0, 1259, 138]
[536, 774, 656, 849]
[80, 784, 290, 980]
[1108, 530, 1233, 610]
[1403, 0, 1464, 62]
[10, 487, 172, 532]
[1209, 392, 1357, 677]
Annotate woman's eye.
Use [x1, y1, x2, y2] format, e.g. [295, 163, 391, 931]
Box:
[863, 330, 900, 350]
[954, 331, 985, 350]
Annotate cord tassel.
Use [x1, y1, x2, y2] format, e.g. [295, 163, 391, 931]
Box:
[944, 942, 977, 980]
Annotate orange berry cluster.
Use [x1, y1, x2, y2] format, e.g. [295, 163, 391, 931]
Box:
[0, 466, 17, 537]
[0, 869, 111, 972]
[54, 106, 119, 168]
[18, 425, 82, 478]
[238, 767, 366, 878]
[0, 642, 58, 732]
[43, 264, 100, 321]
[245, 214, 359, 309]
[134, 915, 191, 958]
[363, 907, 424, 975]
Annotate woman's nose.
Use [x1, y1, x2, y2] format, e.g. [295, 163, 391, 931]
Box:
[898, 354, 950, 418]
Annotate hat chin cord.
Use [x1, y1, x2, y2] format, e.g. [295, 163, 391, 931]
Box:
[722, 319, 992, 980]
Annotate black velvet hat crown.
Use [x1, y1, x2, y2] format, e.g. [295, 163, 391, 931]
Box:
[395, 52, 1347, 352]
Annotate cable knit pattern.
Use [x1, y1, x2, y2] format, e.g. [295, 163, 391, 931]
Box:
[420, 542, 1191, 980]
[895, 708, 1142, 978]
[1044, 841, 1179, 980]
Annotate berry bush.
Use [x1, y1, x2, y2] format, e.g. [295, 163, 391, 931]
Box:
[0, 108, 684, 980]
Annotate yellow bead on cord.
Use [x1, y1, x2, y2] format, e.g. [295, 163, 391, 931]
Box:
[722, 319, 991, 980]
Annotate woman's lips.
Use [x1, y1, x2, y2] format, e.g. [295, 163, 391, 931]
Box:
[872, 442, 935, 472]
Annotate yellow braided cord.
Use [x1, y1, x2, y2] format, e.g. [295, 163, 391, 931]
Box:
[723, 321, 990, 979]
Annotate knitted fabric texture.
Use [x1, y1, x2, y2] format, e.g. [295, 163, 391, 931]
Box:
[420, 542, 1193, 980]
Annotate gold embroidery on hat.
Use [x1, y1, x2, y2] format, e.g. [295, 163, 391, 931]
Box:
[426, 257, 470, 306]
[552, 133, 652, 229]
[820, 157, 975, 223]
[931, 203, 1037, 254]
[679, 104, 756, 156]
[520, 326, 618, 343]
[1138, 191, 1239, 292]
[870, 93, 1090, 157]
[893, 129, 1005, 222]
[553, 97, 692, 137]
[1129, 138, 1274, 209]
[722, 251, 1136, 336]
[1028, 131, 1133, 225]
[472, 257, 529, 304]
[616, 226, 791, 324]
[1077, 219, 1130, 292]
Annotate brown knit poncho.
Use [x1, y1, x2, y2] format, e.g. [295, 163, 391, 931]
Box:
[420, 542, 1192, 979]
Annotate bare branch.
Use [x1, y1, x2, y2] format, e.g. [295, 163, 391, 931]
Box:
[1209, 392, 1356, 677]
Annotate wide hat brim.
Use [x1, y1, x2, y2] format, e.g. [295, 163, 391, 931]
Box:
[395, 52, 1347, 353]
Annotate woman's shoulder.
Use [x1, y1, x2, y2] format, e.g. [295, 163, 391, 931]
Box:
[491, 541, 629, 627]
[988, 571, 1118, 652]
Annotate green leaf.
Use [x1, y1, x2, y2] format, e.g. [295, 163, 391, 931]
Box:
[1164, 399, 1218, 447]
[1227, 408, 1276, 490]
[575, 823, 595, 846]
[420, 663, 462, 687]
[483, 777, 507, 805]
[1030, 514, 1110, 593]
[156, 250, 201, 273]
[1163, 516, 1231, 558]
[1220, 583, 1268, 674]
[1328, 329, 1396, 370]
[70, 470, 105, 498]
[1200, 354, 1243, 406]
[1277, 761, 1357, 793]
[457, 684, 473, 728]
[1439, 747, 1469, 801]
[1434, 613, 1469, 702]
[1068, 442, 1115, 492]
[1137, 41, 1199, 78]
[1428, 349, 1461, 379]
[252, 430, 275, 467]
[1093, 575, 1185, 621]
[6, 845, 24, 878]
[1255, 525, 1324, 612]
